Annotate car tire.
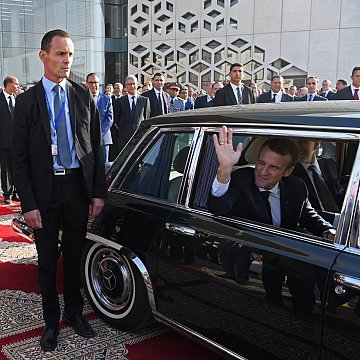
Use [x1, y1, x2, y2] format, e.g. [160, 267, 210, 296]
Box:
[81, 241, 152, 330]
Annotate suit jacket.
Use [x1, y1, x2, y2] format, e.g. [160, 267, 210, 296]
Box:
[320, 91, 335, 100]
[113, 95, 150, 150]
[12, 80, 106, 213]
[214, 84, 256, 106]
[194, 95, 214, 109]
[330, 86, 355, 100]
[0, 92, 13, 149]
[97, 94, 113, 145]
[257, 91, 294, 103]
[297, 94, 328, 101]
[142, 88, 168, 117]
[208, 167, 332, 237]
[292, 159, 344, 219]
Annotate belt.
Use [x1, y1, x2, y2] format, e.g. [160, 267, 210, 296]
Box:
[53, 168, 80, 176]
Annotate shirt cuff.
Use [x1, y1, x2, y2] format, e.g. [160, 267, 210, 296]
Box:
[211, 176, 230, 197]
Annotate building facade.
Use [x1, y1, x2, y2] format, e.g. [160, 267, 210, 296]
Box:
[1, 0, 359, 92]
[0, 0, 128, 88]
[128, 0, 360, 91]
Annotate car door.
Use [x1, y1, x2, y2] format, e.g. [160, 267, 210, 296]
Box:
[321, 170, 360, 360]
[155, 128, 349, 360]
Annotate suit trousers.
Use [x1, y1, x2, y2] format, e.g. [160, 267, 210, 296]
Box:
[0, 149, 14, 197]
[34, 171, 89, 327]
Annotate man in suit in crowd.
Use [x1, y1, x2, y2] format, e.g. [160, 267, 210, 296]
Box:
[0, 75, 20, 204]
[297, 76, 327, 101]
[195, 82, 223, 109]
[214, 63, 256, 106]
[86, 73, 113, 163]
[113, 75, 150, 151]
[208, 128, 334, 312]
[331, 66, 360, 100]
[178, 85, 194, 110]
[111, 82, 123, 103]
[12, 29, 106, 352]
[288, 85, 298, 98]
[257, 75, 294, 103]
[320, 79, 335, 99]
[109, 82, 123, 161]
[335, 79, 347, 91]
[292, 139, 344, 225]
[142, 72, 168, 117]
[168, 82, 185, 113]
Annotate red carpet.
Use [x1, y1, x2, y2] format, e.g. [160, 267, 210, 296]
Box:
[0, 205, 227, 359]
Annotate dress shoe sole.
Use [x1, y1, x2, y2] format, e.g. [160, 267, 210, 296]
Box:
[62, 316, 95, 338]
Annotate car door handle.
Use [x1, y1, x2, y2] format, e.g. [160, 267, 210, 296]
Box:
[333, 273, 360, 291]
[165, 223, 196, 237]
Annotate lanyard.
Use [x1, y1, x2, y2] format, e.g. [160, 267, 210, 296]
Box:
[45, 91, 66, 130]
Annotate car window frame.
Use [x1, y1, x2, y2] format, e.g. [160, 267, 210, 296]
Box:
[183, 126, 360, 248]
[109, 125, 202, 203]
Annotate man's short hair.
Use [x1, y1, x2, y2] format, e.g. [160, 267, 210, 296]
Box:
[306, 75, 319, 83]
[125, 75, 137, 84]
[86, 72, 98, 82]
[3, 76, 15, 88]
[351, 66, 360, 76]
[337, 79, 348, 86]
[41, 29, 70, 53]
[229, 63, 244, 72]
[153, 72, 164, 79]
[261, 138, 299, 168]
[272, 75, 284, 82]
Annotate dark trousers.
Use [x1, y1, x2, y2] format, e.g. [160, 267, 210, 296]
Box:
[0, 148, 14, 197]
[34, 172, 89, 327]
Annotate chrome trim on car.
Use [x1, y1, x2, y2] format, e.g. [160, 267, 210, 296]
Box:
[165, 222, 196, 236]
[335, 145, 360, 246]
[86, 233, 156, 312]
[152, 311, 247, 360]
[334, 273, 360, 291]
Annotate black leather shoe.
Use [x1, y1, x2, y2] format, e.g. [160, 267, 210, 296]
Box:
[62, 311, 95, 338]
[3, 196, 11, 205]
[40, 326, 59, 352]
[12, 194, 20, 202]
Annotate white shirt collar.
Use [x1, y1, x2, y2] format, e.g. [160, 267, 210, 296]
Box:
[259, 183, 280, 197]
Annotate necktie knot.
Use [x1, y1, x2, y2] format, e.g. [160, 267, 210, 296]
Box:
[53, 84, 61, 96]
[308, 94, 313, 101]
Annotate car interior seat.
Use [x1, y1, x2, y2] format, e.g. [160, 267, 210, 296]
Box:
[167, 146, 190, 202]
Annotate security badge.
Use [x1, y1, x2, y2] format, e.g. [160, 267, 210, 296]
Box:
[51, 144, 58, 156]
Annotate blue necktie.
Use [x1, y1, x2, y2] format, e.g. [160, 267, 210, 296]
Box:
[308, 94, 314, 101]
[53, 84, 72, 168]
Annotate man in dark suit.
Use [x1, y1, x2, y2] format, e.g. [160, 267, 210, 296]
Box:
[208, 129, 333, 312]
[297, 76, 328, 101]
[86, 73, 113, 163]
[257, 75, 294, 103]
[320, 79, 335, 99]
[12, 29, 106, 352]
[214, 63, 256, 106]
[109, 82, 123, 161]
[292, 139, 344, 225]
[195, 82, 223, 109]
[113, 75, 150, 151]
[331, 66, 360, 100]
[142, 72, 168, 117]
[0, 75, 20, 204]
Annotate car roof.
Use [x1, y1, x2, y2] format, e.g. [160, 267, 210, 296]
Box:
[143, 101, 360, 132]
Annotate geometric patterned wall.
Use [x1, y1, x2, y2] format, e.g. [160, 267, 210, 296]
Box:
[128, 0, 305, 91]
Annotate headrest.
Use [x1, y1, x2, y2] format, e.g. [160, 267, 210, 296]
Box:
[244, 137, 268, 163]
[173, 146, 190, 173]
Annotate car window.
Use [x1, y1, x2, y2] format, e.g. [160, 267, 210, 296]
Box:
[192, 131, 355, 240]
[119, 131, 194, 200]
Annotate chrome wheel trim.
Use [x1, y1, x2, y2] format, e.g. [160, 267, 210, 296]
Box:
[85, 243, 136, 318]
